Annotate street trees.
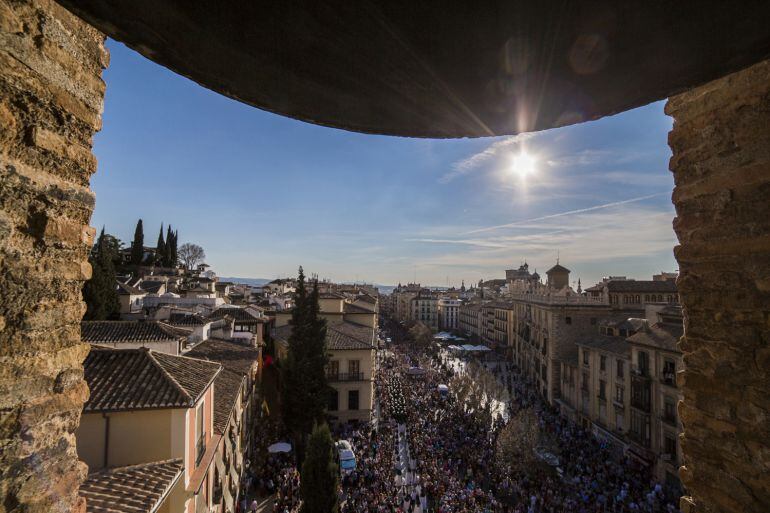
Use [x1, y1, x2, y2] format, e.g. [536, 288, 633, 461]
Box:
[300, 423, 339, 513]
[495, 407, 540, 474]
[280, 267, 329, 465]
[178, 242, 205, 270]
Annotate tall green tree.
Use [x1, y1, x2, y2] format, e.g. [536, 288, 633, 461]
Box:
[164, 224, 173, 266]
[167, 228, 178, 267]
[300, 423, 339, 513]
[83, 228, 121, 320]
[130, 219, 144, 265]
[280, 267, 329, 465]
[155, 224, 165, 266]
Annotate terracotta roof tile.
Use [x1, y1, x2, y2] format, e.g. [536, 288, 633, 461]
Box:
[627, 322, 683, 352]
[81, 459, 183, 513]
[167, 313, 206, 326]
[81, 321, 182, 344]
[83, 348, 221, 412]
[208, 307, 265, 323]
[344, 303, 374, 314]
[274, 322, 374, 351]
[185, 338, 260, 433]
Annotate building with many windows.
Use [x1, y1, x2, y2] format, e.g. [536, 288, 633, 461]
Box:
[77, 348, 223, 513]
[458, 302, 483, 339]
[508, 287, 621, 403]
[411, 290, 438, 330]
[627, 305, 684, 491]
[273, 291, 378, 425]
[273, 322, 376, 425]
[584, 276, 678, 313]
[437, 297, 460, 330]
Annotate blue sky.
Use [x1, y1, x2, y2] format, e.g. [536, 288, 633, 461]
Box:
[92, 40, 678, 287]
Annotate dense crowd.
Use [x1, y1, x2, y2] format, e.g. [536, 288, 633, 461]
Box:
[249, 337, 681, 513]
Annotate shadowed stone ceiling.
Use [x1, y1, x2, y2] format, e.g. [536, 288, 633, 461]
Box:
[58, 1, 770, 138]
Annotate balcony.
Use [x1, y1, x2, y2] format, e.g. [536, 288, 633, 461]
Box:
[326, 372, 365, 382]
[631, 365, 651, 380]
[660, 373, 677, 388]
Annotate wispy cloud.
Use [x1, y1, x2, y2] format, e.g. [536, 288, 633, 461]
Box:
[465, 192, 669, 234]
[439, 133, 539, 183]
[404, 204, 677, 282]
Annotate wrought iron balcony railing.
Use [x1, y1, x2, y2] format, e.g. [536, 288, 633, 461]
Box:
[326, 372, 365, 382]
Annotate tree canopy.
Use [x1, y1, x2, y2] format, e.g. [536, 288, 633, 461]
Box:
[281, 267, 330, 465]
[178, 242, 205, 270]
[300, 423, 339, 513]
[83, 228, 121, 320]
[130, 219, 144, 265]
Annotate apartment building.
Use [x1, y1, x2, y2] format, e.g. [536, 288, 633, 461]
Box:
[627, 305, 684, 490]
[389, 283, 422, 323]
[77, 348, 222, 513]
[437, 298, 460, 330]
[585, 276, 678, 313]
[273, 291, 377, 425]
[411, 291, 438, 330]
[274, 322, 376, 425]
[458, 302, 483, 339]
[575, 334, 632, 455]
[509, 291, 620, 403]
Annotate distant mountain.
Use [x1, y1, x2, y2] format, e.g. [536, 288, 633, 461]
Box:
[218, 277, 272, 287]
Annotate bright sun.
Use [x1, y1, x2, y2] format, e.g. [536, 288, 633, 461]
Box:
[511, 152, 537, 178]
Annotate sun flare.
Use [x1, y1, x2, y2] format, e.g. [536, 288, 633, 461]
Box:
[511, 151, 537, 178]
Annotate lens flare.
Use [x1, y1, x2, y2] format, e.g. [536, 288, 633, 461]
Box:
[511, 152, 537, 178]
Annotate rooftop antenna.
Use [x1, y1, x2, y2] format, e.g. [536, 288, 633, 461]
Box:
[557, 250, 560, 265]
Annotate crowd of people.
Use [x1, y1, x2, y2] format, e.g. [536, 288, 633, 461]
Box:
[246, 333, 681, 513]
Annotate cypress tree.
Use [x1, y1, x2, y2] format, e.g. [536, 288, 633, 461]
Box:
[300, 423, 339, 513]
[130, 219, 144, 265]
[164, 224, 173, 267]
[281, 268, 329, 465]
[155, 224, 165, 266]
[83, 228, 121, 320]
[171, 230, 179, 267]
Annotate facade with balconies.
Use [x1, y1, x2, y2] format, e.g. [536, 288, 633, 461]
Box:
[507, 285, 623, 405]
[627, 305, 684, 491]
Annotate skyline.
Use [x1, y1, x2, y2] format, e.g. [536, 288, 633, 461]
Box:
[92, 40, 678, 287]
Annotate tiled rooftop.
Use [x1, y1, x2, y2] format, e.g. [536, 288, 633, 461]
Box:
[80, 459, 183, 513]
[208, 306, 265, 323]
[81, 321, 181, 344]
[83, 348, 221, 412]
[185, 338, 260, 433]
[274, 322, 374, 351]
[627, 322, 683, 353]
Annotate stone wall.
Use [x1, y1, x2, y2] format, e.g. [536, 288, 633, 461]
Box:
[667, 60, 770, 513]
[0, 1, 106, 511]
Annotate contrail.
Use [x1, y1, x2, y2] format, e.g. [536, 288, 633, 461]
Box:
[466, 192, 669, 234]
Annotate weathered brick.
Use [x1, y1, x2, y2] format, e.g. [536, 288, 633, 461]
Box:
[0, 1, 105, 511]
[668, 58, 770, 513]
